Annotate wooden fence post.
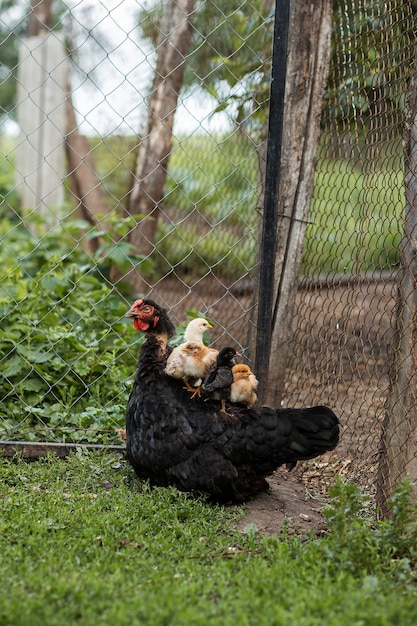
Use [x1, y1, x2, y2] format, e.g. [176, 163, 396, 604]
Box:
[15, 32, 67, 224]
[264, 0, 333, 406]
[376, 69, 417, 515]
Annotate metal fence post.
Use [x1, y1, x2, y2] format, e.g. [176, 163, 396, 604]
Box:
[254, 0, 290, 402]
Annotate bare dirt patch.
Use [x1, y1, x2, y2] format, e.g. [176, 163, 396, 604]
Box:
[234, 470, 329, 536]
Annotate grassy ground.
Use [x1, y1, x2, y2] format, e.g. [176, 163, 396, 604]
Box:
[1, 452, 417, 626]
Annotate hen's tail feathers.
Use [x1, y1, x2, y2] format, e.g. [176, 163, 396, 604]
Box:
[283, 405, 339, 460]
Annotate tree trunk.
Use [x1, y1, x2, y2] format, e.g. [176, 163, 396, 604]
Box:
[122, 0, 195, 294]
[376, 70, 417, 516]
[27, 0, 53, 36]
[263, 0, 333, 405]
[64, 80, 110, 255]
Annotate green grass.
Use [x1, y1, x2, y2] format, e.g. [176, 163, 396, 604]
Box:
[303, 157, 404, 275]
[1, 453, 417, 626]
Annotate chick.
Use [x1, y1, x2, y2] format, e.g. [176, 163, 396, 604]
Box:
[165, 341, 218, 397]
[183, 317, 213, 343]
[230, 364, 259, 408]
[165, 317, 215, 396]
[117, 428, 127, 442]
[202, 347, 237, 412]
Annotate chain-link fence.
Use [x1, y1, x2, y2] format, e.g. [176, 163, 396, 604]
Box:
[1, 0, 416, 507]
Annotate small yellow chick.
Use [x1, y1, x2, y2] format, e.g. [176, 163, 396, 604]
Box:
[230, 364, 259, 408]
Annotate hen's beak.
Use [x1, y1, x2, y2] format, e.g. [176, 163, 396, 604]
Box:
[125, 308, 136, 318]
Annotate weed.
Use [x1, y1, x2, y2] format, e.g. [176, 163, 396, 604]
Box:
[321, 476, 417, 581]
[0, 222, 138, 442]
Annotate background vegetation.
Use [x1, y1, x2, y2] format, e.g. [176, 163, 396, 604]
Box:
[83, 134, 404, 279]
[0, 217, 134, 443]
[0, 129, 404, 442]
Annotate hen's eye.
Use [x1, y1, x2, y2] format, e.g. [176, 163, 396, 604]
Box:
[143, 306, 152, 314]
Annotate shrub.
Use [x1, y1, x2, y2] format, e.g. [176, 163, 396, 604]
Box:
[320, 476, 417, 581]
[0, 220, 139, 443]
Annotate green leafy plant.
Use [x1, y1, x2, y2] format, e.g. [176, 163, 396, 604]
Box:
[378, 479, 417, 566]
[65, 213, 154, 278]
[321, 476, 417, 581]
[0, 221, 140, 443]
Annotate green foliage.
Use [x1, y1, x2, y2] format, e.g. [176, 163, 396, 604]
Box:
[1, 455, 417, 626]
[0, 220, 139, 443]
[138, 0, 273, 129]
[378, 478, 417, 566]
[68, 133, 261, 281]
[88, 135, 137, 208]
[157, 138, 404, 278]
[153, 133, 261, 279]
[0, 138, 19, 214]
[65, 213, 154, 278]
[324, 0, 413, 133]
[320, 476, 417, 580]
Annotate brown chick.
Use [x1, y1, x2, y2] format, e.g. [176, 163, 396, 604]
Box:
[165, 341, 218, 397]
[165, 317, 215, 396]
[164, 318, 212, 378]
[230, 364, 259, 408]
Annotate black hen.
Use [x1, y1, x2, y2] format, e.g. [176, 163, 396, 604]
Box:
[125, 298, 340, 503]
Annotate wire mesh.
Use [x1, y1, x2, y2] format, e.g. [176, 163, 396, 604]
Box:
[1, 0, 416, 506]
[289, 0, 416, 498]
